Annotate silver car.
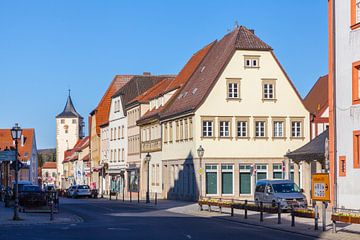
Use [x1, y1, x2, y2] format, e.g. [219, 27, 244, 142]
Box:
[254, 180, 307, 209]
[72, 185, 91, 198]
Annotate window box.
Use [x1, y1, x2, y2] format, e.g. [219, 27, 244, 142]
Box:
[294, 209, 316, 218]
[331, 213, 360, 224]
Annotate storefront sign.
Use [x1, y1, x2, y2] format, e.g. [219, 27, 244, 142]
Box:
[0, 150, 16, 162]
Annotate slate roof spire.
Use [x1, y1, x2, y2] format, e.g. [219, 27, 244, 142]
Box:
[56, 91, 83, 118]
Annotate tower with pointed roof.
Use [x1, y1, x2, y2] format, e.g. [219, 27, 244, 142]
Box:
[56, 92, 84, 188]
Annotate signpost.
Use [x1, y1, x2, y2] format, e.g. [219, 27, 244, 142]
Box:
[0, 150, 16, 162]
[311, 173, 330, 231]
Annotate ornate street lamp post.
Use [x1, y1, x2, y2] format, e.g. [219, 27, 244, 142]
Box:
[10, 123, 22, 221]
[197, 145, 204, 200]
[145, 152, 151, 204]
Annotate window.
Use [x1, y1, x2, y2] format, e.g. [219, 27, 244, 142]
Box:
[180, 120, 184, 141]
[61, 119, 65, 124]
[263, 83, 274, 99]
[226, 79, 241, 99]
[110, 150, 113, 162]
[169, 122, 173, 143]
[244, 56, 259, 68]
[291, 121, 302, 138]
[255, 121, 266, 137]
[205, 165, 218, 195]
[273, 121, 284, 138]
[256, 164, 267, 181]
[353, 131, 360, 168]
[239, 165, 251, 194]
[189, 118, 193, 139]
[164, 123, 168, 143]
[352, 61, 360, 104]
[72, 119, 77, 124]
[339, 156, 346, 177]
[122, 126, 124, 139]
[176, 121, 180, 141]
[219, 121, 230, 137]
[351, 0, 360, 29]
[237, 121, 247, 137]
[202, 120, 213, 137]
[273, 164, 283, 179]
[221, 165, 233, 195]
[114, 149, 117, 162]
[184, 119, 188, 140]
[118, 149, 121, 162]
[110, 128, 113, 141]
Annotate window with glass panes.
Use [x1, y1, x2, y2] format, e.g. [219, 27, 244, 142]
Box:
[219, 121, 230, 137]
[273, 121, 284, 137]
[290, 164, 301, 186]
[255, 121, 265, 137]
[291, 121, 301, 137]
[205, 165, 218, 195]
[272, 164, 283, 179]
[221, 165, 233, 194]
[237, 121, 247, 137]
[239, 165, 251, 194]
[256, 164, 267, 181]
[202, 121, 213, 137]
[228, 83, 238, 98]
[263, 84, 274, 99]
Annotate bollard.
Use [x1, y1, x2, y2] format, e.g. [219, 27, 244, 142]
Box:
[260, 202, 264, 222]
[155, 192, 157, 205]
[130, 191, 132, 202]
[291, 206, 295, 227]
[137, 192, 140, 203]
[219, 206, 222, 214]
[277, 202, 281, 224]
[315, 205, 319, 230]
[322, 201, 327, 232]
[231, 206, 234, 217]
[208, 205, 211, 212]
[116, 192, 118, 201]
[332, 207, 336, 233]
[122, 187, 125, 202]
[244, 200, 248, 219]
[109, 192, 112, 201]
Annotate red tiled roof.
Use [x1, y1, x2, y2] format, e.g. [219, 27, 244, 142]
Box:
[91, 75, 134, 135]
[63, 136, 89, 163]
[303, 75, 329, 117]
[0, 128, 35, 162]
[42, 162, 57, 169]
[136, 42, 215, 124]
[160, 26, 299, 120]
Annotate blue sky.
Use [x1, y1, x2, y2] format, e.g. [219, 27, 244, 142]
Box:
[0, 1, 328, 149]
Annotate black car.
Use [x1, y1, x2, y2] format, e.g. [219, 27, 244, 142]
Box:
[19, 185, 46, 207]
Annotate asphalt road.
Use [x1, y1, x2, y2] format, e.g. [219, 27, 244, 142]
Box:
[0, 198, 319, 240]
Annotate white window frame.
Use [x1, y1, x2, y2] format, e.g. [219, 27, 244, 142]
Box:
[256, 164, 268, 181]
[255, 121, 266, 137]
[273, 121, 284, 138]
[221, 164, 234, 196]
[219, 121, 230, 137]
[228, 82, 238, 98]
[244, 56, 260, 68]
[291, 121, 302, 138]
[272, 163, 283, 179]
[202, 120, 213, 137]
[237, 121, 247, 138]
[205, 164, 218, 196]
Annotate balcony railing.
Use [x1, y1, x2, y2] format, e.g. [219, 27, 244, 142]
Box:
[141, 138, 161, 152]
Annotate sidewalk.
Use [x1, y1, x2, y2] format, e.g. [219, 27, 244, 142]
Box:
[0, 202, 82, 226]
[99, 196, 360, 240]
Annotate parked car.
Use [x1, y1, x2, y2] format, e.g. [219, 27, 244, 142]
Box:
[44, 185, 55, 192]
[254, 180, 307, 209]
[65, 185, 77, 198]
[19, 185, 46, 207]
[72, 185, 91, 198]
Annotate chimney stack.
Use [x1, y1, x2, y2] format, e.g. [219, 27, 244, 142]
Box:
[249, 29, 255, 34]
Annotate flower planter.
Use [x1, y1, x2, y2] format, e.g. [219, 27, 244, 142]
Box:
[350, 216, 360, 224]
[331, 214, 351, 223]
[294, 211, 315, 218]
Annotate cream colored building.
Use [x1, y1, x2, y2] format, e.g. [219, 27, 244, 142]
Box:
[56, 93, 84, 189]
[158, 26, 310, 201]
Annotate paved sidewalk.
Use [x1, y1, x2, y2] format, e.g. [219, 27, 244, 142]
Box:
[0, 202, 82, 226]
[98, 196, 360, 240]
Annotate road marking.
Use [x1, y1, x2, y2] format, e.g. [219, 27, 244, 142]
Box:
[107, 227, 130, 231]
[185, 234, 192, 239]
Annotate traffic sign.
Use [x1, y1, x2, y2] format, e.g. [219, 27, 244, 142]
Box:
[311, 173, 330, 202]
[0, 150, 16, 162]
[198, 168, 203, 175]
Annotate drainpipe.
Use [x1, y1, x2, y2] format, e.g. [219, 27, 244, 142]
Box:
[332, 0, 338, 208]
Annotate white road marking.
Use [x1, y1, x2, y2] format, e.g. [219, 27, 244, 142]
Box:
[107, 227, 130, 231]
[185, 235, 192, 239]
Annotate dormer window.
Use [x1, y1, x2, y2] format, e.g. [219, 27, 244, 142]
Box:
[244, 56, 260, 68]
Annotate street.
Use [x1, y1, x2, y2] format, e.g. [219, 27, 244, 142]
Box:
[0, 198, 317, 240]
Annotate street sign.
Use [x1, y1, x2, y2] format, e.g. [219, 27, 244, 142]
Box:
[311, 173, 330, 202]
[198, 168, 203, 175]
[0, 150, 16, 162]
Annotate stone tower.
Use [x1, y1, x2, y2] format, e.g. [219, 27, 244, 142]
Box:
[56, 92, 83, 189]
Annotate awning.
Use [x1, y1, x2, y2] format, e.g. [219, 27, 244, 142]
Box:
[285, 129, 328, 162]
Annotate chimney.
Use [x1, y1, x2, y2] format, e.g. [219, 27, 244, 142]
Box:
[249, 29, 255, 34]
[143, 72, 151, 76]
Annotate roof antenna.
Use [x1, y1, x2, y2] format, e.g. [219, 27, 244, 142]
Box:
[234, 20, 239, 29]
[68, 88, 71, 97]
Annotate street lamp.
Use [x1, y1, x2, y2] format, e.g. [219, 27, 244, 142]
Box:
[145, 152, 151, 204]
[10, 123, 22, 221]
[197, 145, 204, 200]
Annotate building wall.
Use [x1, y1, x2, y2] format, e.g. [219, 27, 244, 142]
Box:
[90, 114, 100, 189]
[334, 0, 360, 208]
[56, 117, 80, 188]
[161, 49, 309, 200]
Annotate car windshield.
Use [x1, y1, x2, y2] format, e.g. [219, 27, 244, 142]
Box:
[272, 183, 300, 193]
[78, 185, 89, 189]
[23, 185, 41, 192]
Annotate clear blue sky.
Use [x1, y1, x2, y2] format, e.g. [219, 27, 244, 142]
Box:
[0, 1, 328, 149]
